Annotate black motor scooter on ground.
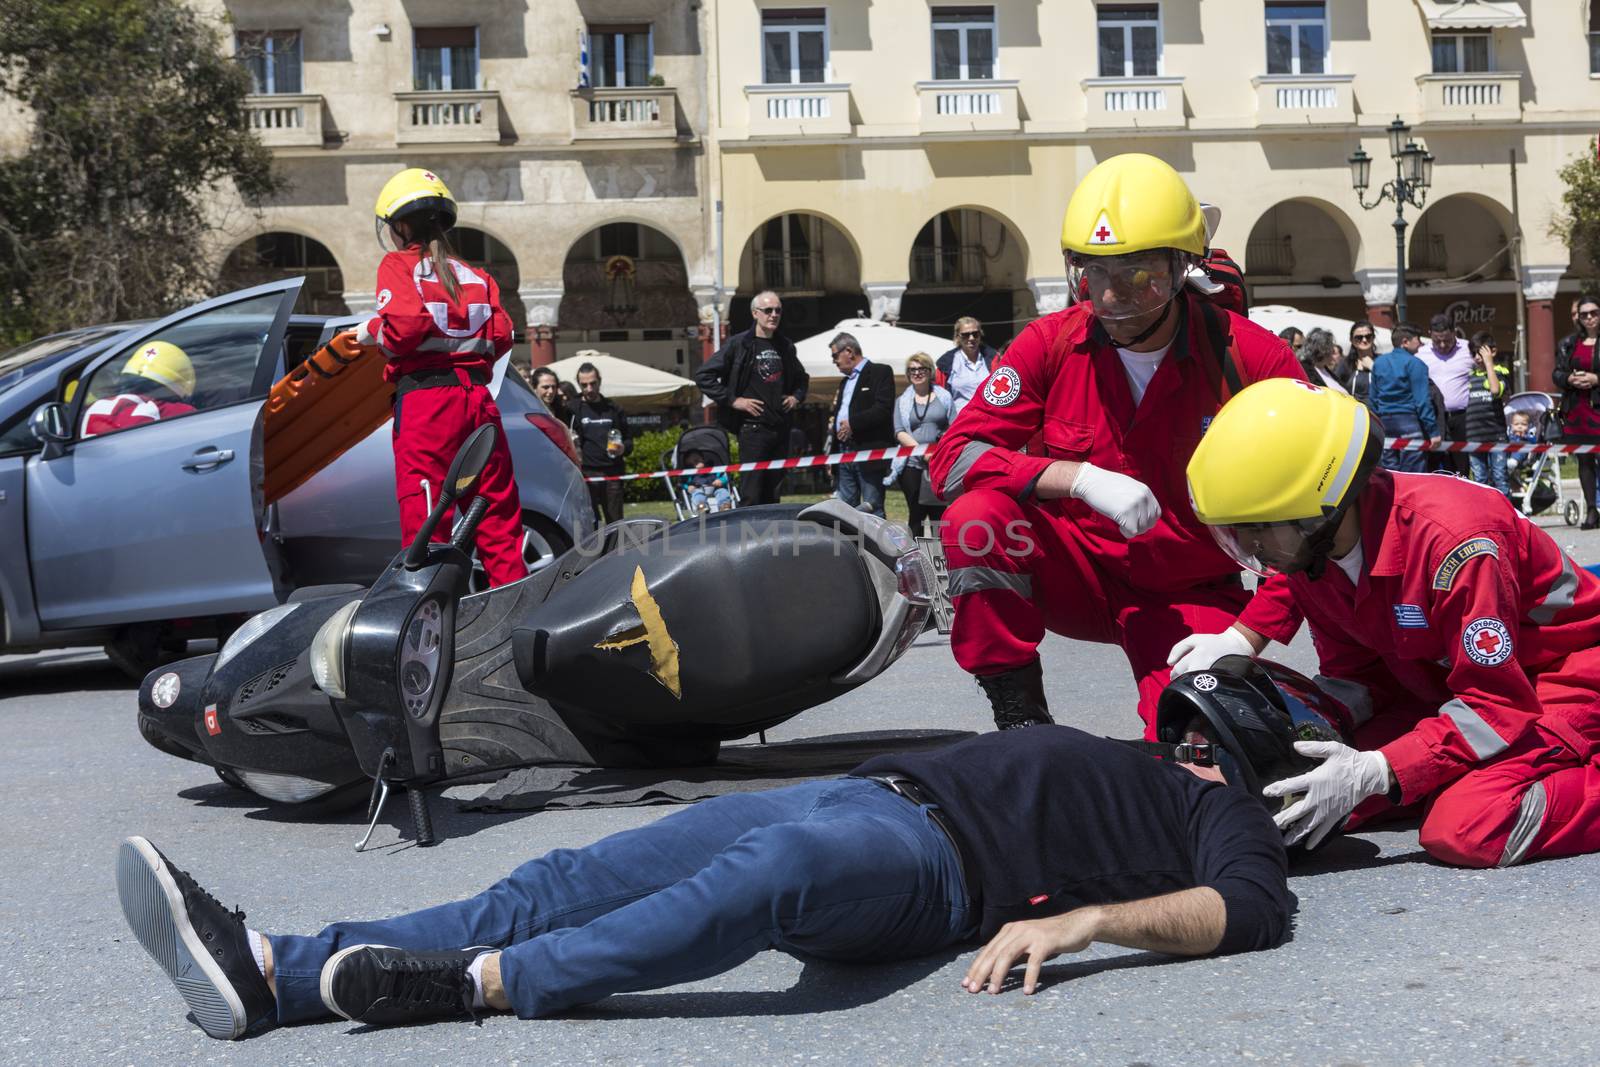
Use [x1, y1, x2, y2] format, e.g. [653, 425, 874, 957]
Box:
[139, 427, 936, 847]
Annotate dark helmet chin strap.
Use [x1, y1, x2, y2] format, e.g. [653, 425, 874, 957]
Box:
[1104, 292, 1178, 348]
[1113, 737, 1218, 767]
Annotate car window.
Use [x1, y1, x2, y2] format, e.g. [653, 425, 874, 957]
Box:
[78, 294, 283, 441]
[0, 324, 128, 394]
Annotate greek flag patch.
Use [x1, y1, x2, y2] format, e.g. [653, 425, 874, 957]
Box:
[1392, 604, 1428, 629]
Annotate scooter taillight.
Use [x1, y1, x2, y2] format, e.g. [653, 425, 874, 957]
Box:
[526, 413, 579, 465]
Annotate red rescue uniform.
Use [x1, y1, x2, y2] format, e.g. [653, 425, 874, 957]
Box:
[367, 249, 526, 588]
[1244, 469, 1600, 867]
[929, 293, 1304, 734]
[81, 394, 196, 438]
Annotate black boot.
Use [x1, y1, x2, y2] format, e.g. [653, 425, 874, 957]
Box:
[1584, 508, 1599, 531]
[975, 659, 1054, 731]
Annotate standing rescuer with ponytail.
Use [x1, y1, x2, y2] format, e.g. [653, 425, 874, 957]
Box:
[929, 153, 1304, 735]
[342, 168, 526, 587]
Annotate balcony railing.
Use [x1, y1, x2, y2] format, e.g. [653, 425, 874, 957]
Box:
[1409, 235, 1449, 274]
[1251, 74, 1355, 126]
[759, 250, 824, 292]
[911, 245, 987, 288]
[915, 80, 1020, 134]
[1082, 77, 1186, 129]
[1246, 237, 1297, 278]
[1416, 72, 1521, 122]
[571, 86, 679, 140]
[244, 94, 325, 147]
[395, 90, 501, 144]
[744, 84, 852, 137]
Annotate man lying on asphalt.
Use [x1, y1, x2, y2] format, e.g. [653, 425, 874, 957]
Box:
[117, 721, 1294, 1039]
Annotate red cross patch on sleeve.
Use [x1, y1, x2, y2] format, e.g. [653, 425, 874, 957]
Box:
[1462, 617, 1513, 667]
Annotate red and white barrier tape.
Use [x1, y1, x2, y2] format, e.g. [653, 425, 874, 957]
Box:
[583, 438, 1587, 483]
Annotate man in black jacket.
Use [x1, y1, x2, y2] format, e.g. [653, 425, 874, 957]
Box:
[571, 362, 632, 524]
[827, 331, 896, 517]
[116, 722, 1292, 1038]
[693, 291, 810, 505]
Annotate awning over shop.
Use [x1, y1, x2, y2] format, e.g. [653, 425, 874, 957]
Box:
[543, 351, 698, 411]
[1248, 305, 1394, 354]
[1413, 0, 1527, 30]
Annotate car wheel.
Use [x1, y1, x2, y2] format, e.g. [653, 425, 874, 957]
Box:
[467, 511, 574, 593]
[104, 625, 189, 681]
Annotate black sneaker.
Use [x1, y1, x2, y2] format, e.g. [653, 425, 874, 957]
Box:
[320, 945, 488, 1027]
[115, 836, 274, 1040]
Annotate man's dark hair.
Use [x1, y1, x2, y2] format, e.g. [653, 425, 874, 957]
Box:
[531, 367, 559, 385]
[1470, 329, 1497, 351]
[829, 332, 860, 356]
[1391, 323, 1421, 344]
[1277, 326, 1303, 344]
[577, 362, 600, 379]
[1428, 313, 1453, 333]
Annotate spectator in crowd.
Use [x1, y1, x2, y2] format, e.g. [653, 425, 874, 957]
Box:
[528, 367, 572, 425]
[1277, 326, 1304, 354]
[694, 291, 809, 507]
[935, 317, 997, 418]
[1463, 329, 1510, 498]
[114, 724, 1292, 1039]
[678, 450, 732, 514]
[1297, 329, 1349, 394]
[1424, 314, 1475, 475]
[571, 362, 632, 525]
[893, 352, 954, 535]
[1369, 323, 1439, 473]
[826, 332, 895, 518]
[1555, 294, 1600, 529]
[1508, 409, 1536, 445]
[1345, 323, 1378, 406]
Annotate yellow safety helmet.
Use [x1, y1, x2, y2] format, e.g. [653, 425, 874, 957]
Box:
[374, 168, 457, 231]
[1187, 379, 1382, 578]
[120, 340, 196, 400]
[1061, 153, 1206, 257]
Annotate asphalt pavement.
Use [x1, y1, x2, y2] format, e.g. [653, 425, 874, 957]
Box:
[5, 513, 1600, 1066]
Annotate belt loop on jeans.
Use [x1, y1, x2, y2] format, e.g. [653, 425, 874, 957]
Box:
[864, 775, 979, 906]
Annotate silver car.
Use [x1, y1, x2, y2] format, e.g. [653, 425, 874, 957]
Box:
[0, 278, 594, 676]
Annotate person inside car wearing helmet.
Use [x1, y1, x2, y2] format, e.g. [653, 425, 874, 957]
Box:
[928, 153, 1305, 735]
[337, 167, 526, 588]
[80, 340, 198, 438]
[1172, 378, 1600, 866]
[114, 697, 1298, 1039]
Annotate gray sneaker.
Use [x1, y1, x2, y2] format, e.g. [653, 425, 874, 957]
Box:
[115, 836, 275, 1039]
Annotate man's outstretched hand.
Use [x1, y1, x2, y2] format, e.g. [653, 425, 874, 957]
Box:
[962, 911, 1098, 996]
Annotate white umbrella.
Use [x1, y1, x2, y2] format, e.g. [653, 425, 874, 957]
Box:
[1248, 304, 1392, 353]
[543, 351, 698, 410]
[793, 318, 955, 404]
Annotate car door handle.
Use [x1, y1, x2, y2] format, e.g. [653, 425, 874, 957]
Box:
[182, 447, 235, 472]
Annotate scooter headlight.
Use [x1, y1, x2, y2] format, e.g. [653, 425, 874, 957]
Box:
[309, 600, 361, 699]
[216, 603, 299, 672]
[889, 551, 934, 661]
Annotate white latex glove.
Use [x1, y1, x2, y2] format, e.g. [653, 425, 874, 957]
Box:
[1262, 741, 1393, 849]
[1166, 627, 1255, 677]
[353, 321, 376, 346]
[1068, 462, 1161, 539]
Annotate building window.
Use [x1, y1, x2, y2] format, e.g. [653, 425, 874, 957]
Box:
[762, 9, 827, 84]
[588, 25, 652, 87]
[1096, 4, 1160, 78]
[414, 27, 478, 91]
[911, 210, 987, 287]
[1431, 32, 1490, 73]
[1590, 3, 1600, 74]
[932, 7, 995, 80]
[758, 214, 821, 291]
[1264, 3, 1326, 75]
[236, 31, 302, 94]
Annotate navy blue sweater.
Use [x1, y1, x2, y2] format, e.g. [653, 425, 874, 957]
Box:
[1370, 349, 1439, 436]
[854, 726, 1293, 954]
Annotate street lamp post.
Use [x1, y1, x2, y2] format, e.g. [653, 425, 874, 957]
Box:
[1347, 117, 1434, 325]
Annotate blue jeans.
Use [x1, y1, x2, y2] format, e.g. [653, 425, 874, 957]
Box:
[835, 459, 887, 517]
[268, 779, 973, 1022]
[690, 486, 732, 511]
[1468, 450, 1510, 497]
[1379, 412, 1427, 473]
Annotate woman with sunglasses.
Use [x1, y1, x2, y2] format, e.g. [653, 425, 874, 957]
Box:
[1345, 324, 1378, 404]
[893, 352, 954, 535]
[1554, 294, 1600, 528]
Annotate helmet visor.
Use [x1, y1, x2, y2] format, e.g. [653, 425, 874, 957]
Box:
[1208, 519, 1324, 577]
[1069, 250, 1181, 322]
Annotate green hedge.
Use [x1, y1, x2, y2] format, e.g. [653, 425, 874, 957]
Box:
[623, 429, 741, 502]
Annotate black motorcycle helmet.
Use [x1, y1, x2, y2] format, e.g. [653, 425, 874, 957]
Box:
[1154, 655, 1356, 810]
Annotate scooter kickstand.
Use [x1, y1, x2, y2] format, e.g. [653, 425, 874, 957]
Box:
[355, 748, 396, 853]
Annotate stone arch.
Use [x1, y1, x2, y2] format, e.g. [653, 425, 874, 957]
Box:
[901, 205, 1032, 344]
[1242, 198, 1360, 284]
[218, 230, 347, 315]
[558, 221, 696, 332]
[733, 211, 864, 336]
[1408, 194, 1514, 280]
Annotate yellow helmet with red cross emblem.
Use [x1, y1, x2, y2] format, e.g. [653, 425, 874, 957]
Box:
[1061, 154, 1207, 257]
[120, 340, 195, 399]
[374, 168, 457, 231]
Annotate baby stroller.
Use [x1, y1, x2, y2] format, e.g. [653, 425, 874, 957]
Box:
[1503, 392, 1581, 526]
[664, 424, 742, 520]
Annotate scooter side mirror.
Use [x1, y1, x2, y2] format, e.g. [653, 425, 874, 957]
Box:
[403, 424, 498, 569]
